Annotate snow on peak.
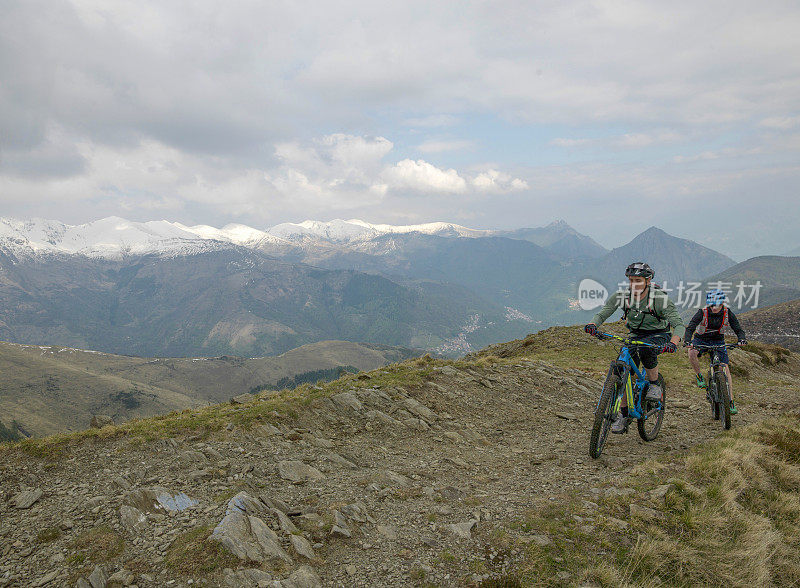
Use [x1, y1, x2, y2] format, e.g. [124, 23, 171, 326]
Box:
[267, 218, 491, 241]
[0, 215, 493, 258]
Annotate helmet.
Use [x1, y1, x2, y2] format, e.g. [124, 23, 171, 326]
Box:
[706, 289, 727, 306]
[625, 262, 654, 279]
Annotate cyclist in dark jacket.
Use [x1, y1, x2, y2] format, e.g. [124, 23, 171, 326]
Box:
[685, 289, 747, 414]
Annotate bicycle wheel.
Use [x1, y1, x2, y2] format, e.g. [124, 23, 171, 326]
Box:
[638, 374, 665, 441]
[589, 370, 621, 459]
[709, 370, 720, 420]
[715, 369, 731, 430]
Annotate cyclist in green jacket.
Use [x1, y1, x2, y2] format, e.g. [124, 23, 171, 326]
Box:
[585, 262, 685, 433]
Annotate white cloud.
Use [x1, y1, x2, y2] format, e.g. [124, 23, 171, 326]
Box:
[470, 169, 529, 193]
[382, 159, 467, 194]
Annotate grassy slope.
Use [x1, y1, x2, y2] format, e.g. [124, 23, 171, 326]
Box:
[740, 298, 800, 350]
[3, 325, 798, 586]
[0, 339, 420, 437]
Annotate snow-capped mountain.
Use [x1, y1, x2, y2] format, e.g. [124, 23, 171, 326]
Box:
[268, 219, 493, 242]
[0, 216, 497, 258]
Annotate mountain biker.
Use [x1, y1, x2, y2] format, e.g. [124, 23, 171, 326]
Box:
[684, 289, 747, 415]
[584, 262, 686, 433]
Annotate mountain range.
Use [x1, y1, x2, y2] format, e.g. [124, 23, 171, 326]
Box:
[1, 215, 797, 357]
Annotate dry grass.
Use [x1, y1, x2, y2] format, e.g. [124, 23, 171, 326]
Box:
[490, 414, 800, 587]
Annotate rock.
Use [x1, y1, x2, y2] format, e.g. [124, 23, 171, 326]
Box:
[222, 568, 274, 587]
[12, 488, 43, 509]
[402, 418, 430, 431]
[345, 564, 357, 576]
[341, 502, 372, 523]
[281, 565, 322, 588]
[330, 392, 363, 412]
[90, 415, 114, 428]
[231, 393, 255, 404]
[401, 397, 437, 421]
[324, 452, 357, 469]
[88, 565, 108, 588]
[278, 461, 325, 483]
[629, 503, 664, 522]
[76, 579, 92, 588]
[604, 487, 635, 498]
[253, 423, 282, 437]
[364, 410, 401, 426]
[290, 534, 316, 560]
[226, 492, 270, 518]
[124, 487, 197, 513]
[380, 470, 411, 488]
[31, 571, 58, 587]
[439, 486, 465, 500]
[439, 366, 460, 377]
[443, 431, 463, 443]
[107, 570, 135, 586]
[606, 516, 629, 530]
[209, 511, 292, 563]
[447, 520, 477, 540]
[555, 412, 577, 421]
[377, 525, 397, 540]
[649, 484, 673, 502]
[274, 508, 299, 535]
[330, 510, 352, 538]
[119, 505, 147, 533]
[529, 534, 551, 547]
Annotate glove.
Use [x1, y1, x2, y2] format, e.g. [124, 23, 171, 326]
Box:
[584, 323, 598, 337]
[738, 339, 747, 346]
[661, 342, 677, 353]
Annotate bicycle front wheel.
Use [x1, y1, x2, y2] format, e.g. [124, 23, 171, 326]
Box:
[638, 374, 666, 441]
[590, 370, 621, 459]
[715, 369, 731, 430]
[709, 370, 720, 420]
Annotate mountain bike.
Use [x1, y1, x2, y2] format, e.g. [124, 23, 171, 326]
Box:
[589, 332, 666, 459]
[686, 342, 739, 430]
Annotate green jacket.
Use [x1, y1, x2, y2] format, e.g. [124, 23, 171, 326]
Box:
[591, 287, 686, 339]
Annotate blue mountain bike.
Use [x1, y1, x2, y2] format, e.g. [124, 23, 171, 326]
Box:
[589, 332, 666, 459]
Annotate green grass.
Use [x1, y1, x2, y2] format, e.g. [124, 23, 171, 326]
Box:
[165, 527, 239, 575]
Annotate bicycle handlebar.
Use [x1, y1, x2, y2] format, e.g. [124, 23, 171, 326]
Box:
[684, 342, 741, 350]
[596, 332, 664, 348]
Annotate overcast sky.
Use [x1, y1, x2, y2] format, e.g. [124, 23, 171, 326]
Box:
[1, 0, 799, 259]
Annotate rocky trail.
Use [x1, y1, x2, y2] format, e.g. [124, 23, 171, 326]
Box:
[1, 326, 799, 587]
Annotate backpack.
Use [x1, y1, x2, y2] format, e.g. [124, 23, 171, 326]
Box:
[620, 284, 667, 328]
[695, 306, 729, 336]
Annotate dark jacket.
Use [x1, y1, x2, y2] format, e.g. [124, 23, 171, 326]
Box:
[685, 306, 746, 342]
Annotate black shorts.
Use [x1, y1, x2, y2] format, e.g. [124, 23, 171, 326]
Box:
[630, 331, 671, 370]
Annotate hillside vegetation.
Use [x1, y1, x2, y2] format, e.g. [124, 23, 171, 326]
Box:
[0, 324, 798, 587]
[0, 339, 420, 437]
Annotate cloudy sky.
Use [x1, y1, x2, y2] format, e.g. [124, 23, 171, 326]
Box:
[1, 0, 799, 259]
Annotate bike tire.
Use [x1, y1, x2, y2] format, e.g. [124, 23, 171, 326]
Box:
[589, 370, 621, 459]
[715, 369, 731, 430]
[709, 370, 720, 420]
[637, 374, 666, 441]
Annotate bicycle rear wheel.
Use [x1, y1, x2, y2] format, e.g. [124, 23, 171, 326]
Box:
[589, 370, 621, 459]
[638, 374, 665, 441]
[715, 369, 731, 430]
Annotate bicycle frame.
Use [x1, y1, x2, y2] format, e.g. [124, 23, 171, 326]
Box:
[597, 333, 661, 419]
